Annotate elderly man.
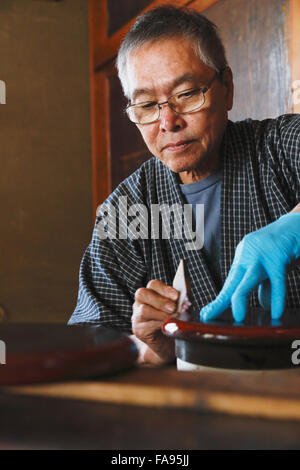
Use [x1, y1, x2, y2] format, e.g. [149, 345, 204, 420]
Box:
[69, 6, 300, 365]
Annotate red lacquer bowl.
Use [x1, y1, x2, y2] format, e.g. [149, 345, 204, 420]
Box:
[162, 308, 300, 370]
[0, 323, 138, 385]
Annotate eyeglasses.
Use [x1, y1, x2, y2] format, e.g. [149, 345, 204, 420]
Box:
[125, 73, 220, 125]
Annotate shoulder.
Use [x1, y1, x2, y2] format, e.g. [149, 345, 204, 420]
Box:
[229, 114, 300, 143]
[226, 114, 300, 164]
[267, 114, 300, 148]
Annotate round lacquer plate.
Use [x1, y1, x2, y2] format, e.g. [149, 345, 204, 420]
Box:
[0, 323, 138, 384]
[162, 308, 300, 370]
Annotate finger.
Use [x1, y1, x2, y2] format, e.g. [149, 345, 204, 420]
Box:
[132, 303, 177, 324]
[258, 280, 271, 311]
[269, 270, 286, 320]
[231, 265, 263, 322]
[146, 279, 179, 301]
[200, 264, 245, 321]
[134, 287, 177, 314]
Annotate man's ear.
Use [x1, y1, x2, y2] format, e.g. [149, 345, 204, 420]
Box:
[221, 66, 234, 111]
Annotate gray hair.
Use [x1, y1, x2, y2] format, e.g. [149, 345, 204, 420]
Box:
[116, 5, 228, 99]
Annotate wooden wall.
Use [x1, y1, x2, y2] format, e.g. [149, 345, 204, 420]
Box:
[204, 0, 291, 121]
[0, 0, 92, 322]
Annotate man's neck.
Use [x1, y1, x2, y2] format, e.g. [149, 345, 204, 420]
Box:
[179, 159, 220, 184]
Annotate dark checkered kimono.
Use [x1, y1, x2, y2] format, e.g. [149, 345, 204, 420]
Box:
[69, 114, 300, 331]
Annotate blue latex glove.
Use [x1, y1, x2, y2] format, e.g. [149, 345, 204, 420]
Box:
[200, 213, 300, 322]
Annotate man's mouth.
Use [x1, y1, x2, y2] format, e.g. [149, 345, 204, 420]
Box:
[162, 140, 196, 152]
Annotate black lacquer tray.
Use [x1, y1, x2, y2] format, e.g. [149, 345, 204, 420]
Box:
[162, 308, 300, 370]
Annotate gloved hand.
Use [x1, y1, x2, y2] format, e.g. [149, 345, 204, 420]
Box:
[200, 212, 300, 322]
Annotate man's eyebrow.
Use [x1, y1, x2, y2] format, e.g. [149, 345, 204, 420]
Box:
[131, 87, 153, 102]
[131, 73, 200, 102]
[171, 73, 200, 89]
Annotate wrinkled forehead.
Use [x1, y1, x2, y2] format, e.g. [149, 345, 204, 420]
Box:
[125, 36, 210, 101]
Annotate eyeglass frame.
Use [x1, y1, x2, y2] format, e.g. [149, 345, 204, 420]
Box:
[125, 68, 225, 125]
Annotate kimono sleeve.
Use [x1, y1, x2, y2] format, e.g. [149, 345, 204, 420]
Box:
[271, 114, 300, 204]
[68, 211, 148, 333]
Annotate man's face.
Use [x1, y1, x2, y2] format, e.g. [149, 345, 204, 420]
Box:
[126, 36, 233, 180]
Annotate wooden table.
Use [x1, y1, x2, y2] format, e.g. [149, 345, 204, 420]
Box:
[1, 365, 300, 449]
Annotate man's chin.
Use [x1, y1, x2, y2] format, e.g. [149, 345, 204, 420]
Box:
[165, 161, 198, 174]
[160, 152, 205, 174]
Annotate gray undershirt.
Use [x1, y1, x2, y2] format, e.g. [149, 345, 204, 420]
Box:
[180, 170, 222, 286]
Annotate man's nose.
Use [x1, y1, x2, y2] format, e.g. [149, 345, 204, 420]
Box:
[159, 103, 185, 132]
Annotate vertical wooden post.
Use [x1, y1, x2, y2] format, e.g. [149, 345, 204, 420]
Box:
[89, 0, 111, 217]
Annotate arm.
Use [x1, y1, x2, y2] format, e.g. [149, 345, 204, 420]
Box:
[200, 204, 300, 322]
[69, 207, 148, 331]
[200, 115, 300, 323]
[69, 204, 178, 365]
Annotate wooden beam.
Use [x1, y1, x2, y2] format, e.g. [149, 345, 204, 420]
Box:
[189, 0, 220, 13]
[91, 70, 111, 213]
[89, 0, 111, 215]
[92, 0, 220, 70]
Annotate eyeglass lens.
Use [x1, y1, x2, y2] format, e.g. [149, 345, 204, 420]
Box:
[128, 88, 205, 124]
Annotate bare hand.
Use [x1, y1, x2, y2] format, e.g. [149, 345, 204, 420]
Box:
[132, 280, 179, 364]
